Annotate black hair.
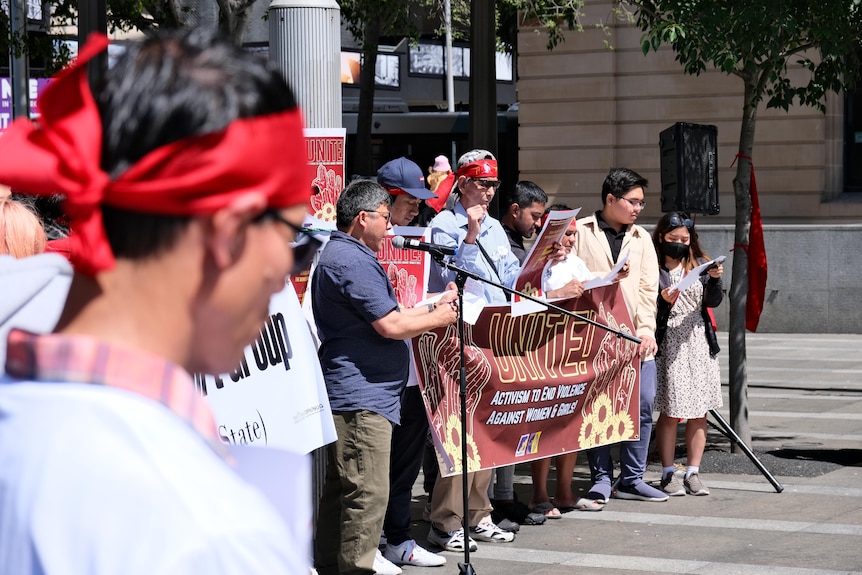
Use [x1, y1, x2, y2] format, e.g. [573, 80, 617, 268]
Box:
[336, 179, 390, 231]
[652, 211, 709, 270]
[543, 202, 572, 215]
[97, 28, 298, 259]
[600, 167, 648, 205]
[506, 181, 548, 210]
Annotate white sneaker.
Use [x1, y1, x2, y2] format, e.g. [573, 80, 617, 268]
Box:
[373, 549, 402, 575]
[427, 526, 478, 552]
[469, 520, 515, 543]
[384, 539, 446, 567]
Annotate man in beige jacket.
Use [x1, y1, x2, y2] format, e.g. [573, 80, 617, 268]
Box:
[573, 167, 668, 503]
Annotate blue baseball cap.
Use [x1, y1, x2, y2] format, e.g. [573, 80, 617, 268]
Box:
[377, 157, 437, 200]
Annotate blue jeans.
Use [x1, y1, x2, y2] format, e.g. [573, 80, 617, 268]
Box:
[587, 359, 656, 487]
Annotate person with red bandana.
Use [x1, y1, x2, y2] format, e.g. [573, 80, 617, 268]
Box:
[425, 149, 519, 552]
[0, 29, 316, 574]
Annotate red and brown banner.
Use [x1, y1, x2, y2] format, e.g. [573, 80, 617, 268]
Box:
[291, 128, 346, 305]
[412, 284, 641, 477]
[378, 227, 432, 309]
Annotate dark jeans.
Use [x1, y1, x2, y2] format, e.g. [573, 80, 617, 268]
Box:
[383, 386, 429, 545]
[587, 359, 657, 486]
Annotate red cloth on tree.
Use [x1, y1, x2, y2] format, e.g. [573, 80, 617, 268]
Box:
[737, 154, 767, 332]
[746, 162, 767, 331]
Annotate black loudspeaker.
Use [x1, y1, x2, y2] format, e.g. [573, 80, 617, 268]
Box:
[659, 122, 720, 214]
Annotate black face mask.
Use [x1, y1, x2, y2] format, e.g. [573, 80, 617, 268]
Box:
[663, 241, 690, 260]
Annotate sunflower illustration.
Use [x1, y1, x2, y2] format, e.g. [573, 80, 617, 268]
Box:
[441, 413, 481, 473]
[314, 202, 336, 222]
[606, 411, 636, 442]
[578, 392, 617, 448]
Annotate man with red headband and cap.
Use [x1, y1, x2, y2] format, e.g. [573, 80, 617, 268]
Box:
[425, 149, 519, 552]
[0, 29, 315, 574]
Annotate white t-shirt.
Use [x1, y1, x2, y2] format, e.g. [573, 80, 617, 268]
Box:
[542, 253, 595, 293]
[0, 382, 309, 575]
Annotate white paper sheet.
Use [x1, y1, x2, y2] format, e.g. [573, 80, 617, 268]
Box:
[670, 255, 726, 293]
[583, 250, 630, 290]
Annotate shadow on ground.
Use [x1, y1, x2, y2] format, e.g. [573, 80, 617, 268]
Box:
[669, 445, 862, 477]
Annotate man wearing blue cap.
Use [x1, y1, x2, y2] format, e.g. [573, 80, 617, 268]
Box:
[377, 157, 437, 227]
[376, 157, 447, 570]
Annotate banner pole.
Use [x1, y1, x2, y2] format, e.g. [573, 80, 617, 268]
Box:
[454, 270, 477, 575]
[434, 256, 641, 344]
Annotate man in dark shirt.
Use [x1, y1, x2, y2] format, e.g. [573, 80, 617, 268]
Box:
[500, 181, 548, 263]
[312, 179, 458, 575]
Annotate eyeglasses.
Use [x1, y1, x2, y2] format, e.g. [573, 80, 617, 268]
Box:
[668, 213, 693, 229]
[469, 179, 502, 190]
[366, 210, 392, 222]
[618, 196, 646, 210]
[254, 209, 322, 276]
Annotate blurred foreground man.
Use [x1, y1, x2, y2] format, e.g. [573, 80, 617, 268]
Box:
[0, 30, 315, 574]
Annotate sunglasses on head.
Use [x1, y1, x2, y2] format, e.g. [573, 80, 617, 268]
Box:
[668, 213, 693, 229]
[254, 209, 323, 276]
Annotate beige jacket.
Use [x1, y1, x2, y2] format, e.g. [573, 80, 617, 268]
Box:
[573, 213, 659, 344]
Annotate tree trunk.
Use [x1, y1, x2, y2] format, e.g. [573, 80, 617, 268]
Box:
[215, 0, 252, 46]
[354, 19, 381, 177]
[728, 73, 757, 451]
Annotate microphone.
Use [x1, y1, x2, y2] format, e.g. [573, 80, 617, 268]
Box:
[392, 235, 457, 257]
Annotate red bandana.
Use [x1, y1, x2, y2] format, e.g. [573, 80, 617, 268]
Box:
[455, 159, 498, 180]
[0, 34, 313, 276]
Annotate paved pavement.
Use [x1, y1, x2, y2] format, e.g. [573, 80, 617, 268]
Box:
[400, 333, 862, 575]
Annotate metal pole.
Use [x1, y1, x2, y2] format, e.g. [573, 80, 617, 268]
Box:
[444, 0, 454, 113]
[269, 0, 341, 128]
[78, 0, 108, 92]
[468, 0, 497, 155]
[268, 0, 341, 530]
[9, 0, 29, 120]
[708, 409, 784, 493]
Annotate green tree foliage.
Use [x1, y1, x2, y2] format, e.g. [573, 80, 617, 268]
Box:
[339, 0, 429, 175]
[2, 0, 258, 75]
[341, 0, 592, 175]
[631, 0, 862, 445]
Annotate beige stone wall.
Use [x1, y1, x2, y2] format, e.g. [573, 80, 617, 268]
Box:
[517, 2, 862, 224]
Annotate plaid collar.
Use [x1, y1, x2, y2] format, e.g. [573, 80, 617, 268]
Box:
[4, 329, 220, 447]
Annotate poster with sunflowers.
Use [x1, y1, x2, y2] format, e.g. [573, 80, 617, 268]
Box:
[412, 283, 640, 476]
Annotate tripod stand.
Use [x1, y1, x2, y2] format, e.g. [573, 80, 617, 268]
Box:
[433, 254, 640, 575]
[707, 409, 784, 493]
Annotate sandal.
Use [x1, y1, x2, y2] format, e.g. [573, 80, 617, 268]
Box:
[528, 501, 562, 519]
[555, 497, 604, 513]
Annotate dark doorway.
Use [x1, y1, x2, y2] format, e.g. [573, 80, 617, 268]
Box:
[844, 88, 862, 193]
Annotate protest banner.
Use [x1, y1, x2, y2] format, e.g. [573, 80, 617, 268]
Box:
[511, 209, 579, 316]
[412, 283, 640, 476]
[293, 128, 346, 305]
[0, 78, 50, 133]
[197, 281, 336, 454]
[377, 226, 432, 309]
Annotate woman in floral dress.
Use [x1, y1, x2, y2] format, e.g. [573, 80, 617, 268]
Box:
[652, 212, 724, 497]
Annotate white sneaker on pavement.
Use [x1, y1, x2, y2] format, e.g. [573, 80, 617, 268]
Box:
[384, 539, 446, 567]
[427, 526, 478, 552]
[373, 549, 402, 575]
[469, 519, 515, 543]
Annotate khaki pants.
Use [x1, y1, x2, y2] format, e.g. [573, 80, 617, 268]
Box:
[314, 411, 392, 575]
[429, 469, 493, 533]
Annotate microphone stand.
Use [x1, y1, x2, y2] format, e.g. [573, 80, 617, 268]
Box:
[429, 252, 640, 575]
